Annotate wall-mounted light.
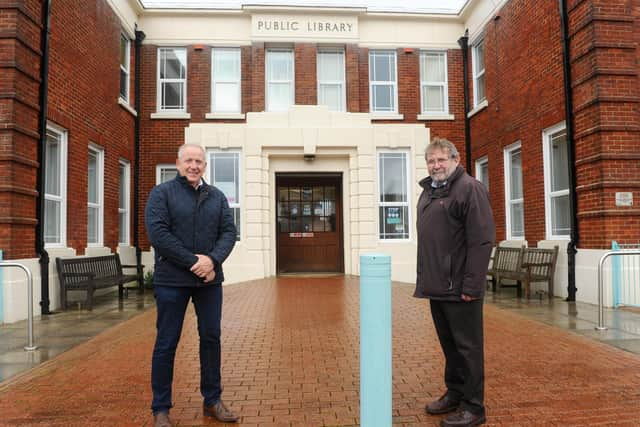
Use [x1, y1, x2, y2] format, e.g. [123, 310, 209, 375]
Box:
[193, 44, 205, 51]
[303, 154, 316, 161]
[403, 48, 414, 54]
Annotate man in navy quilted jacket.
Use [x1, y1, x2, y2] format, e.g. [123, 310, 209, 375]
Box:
[145, 144, 237, 427]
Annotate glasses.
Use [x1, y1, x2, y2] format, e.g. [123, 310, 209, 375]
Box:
[426, 157, 451, 166]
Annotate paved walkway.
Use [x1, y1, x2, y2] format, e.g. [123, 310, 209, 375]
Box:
[1, 276, 640, 426]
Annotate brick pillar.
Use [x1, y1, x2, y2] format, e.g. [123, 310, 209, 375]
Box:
[358, 47, 370, 113]
[294, 43, 317, 105]
[0, 1, 42, 259]
[345, 44, 360, 112]
[568, 0, 640, 247]
[250, 42, 265, 112]
[188, 46, 211, 122]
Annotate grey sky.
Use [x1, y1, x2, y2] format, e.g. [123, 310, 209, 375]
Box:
[140, 0, 468, 14]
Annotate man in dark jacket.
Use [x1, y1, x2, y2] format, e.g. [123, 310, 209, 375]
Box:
[145, 144, 237, 427]
[415, 137, 495, 427]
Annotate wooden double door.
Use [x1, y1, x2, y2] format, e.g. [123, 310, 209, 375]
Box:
[276, 173, 343, 274]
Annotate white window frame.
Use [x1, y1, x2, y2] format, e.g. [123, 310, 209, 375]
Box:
[504, 142, 524, 240]
[377, 150, 411, 241]
[155, 164, 178, 184]
[317, 47, 346, 112]
[419, 50, 449, 115]
[87, 144, 104, 247]
[543, 122, 571, 240]
[472, 38, 486, 107]
[44, 123, 68, 248]
[475, 155, 489, 192]
[119, 33, 130, 103]
[265, 47, 294, 112]
[211, 47, 241, 114]
[118, 160, 130, 246]
[207, 150, 242, 241]
[369, 50, 399, 114]
[156, 47, 187, 112]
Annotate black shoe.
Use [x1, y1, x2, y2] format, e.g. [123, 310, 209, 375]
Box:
[203, 400, 239, 423]
[426, 393, 460, 415]
[440, 408, 486, 427]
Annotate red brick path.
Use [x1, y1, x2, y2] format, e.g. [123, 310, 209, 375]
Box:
[1, 276, 639, 426]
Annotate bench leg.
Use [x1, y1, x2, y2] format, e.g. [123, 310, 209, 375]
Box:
[491, 277, 497, 292]
[86, 285, 95, 311]
[548, 278, 554, 299]
[516, 280, 522, 298]
[524, 279, 531, 299]
[60, 285, 67, 310]
[118, 284, 124, 300]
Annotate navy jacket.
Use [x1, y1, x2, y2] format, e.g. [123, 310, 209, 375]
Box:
[145, 175, 237, 287]
[414, 166, 495, 301]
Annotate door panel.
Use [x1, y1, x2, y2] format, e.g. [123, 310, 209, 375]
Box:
[276, 174, 343, 273]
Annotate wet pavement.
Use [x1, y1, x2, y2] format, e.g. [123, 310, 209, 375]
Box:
[1, 276, 639, 426]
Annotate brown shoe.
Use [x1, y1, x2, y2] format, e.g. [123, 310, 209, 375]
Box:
[153, 411, 174, 427]
[426, 393, 460, 415]
[440, 408, 486, 427]
[203, 400, 238, 423]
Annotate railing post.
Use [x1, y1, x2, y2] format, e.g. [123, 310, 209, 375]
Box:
[360, 253, 391, 427]
[597, 249, 640, 331]
[0, 261, 38, 351]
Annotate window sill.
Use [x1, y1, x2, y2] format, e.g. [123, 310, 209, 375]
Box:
[417, 113, 454, 121]
[205, 112, 246, 120]
[371, 113, 404, 121]
[467, 100, 488, 118]
[150, 112, 191, 120]
[118, 98, 137, 116]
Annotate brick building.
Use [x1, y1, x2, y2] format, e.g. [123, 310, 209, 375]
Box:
[0, 0, 638, 322]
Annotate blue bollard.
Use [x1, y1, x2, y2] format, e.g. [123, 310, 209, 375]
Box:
[360, 253, 392, 427]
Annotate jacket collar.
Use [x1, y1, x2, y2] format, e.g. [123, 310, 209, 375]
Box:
[419, 165, 465, 190]
[176, 174, 208, 190]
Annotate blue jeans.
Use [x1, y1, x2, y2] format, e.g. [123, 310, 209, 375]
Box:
[151, 284, 223, 414]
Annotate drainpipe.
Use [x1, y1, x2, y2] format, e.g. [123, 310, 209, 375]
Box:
[458, 30, 472, 173]
[35, 0, 52, 315]
[133, 28, 146, 289]
[559, 0, 578, 301]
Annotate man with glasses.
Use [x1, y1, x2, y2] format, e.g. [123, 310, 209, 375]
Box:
[414, 137, 495, 427]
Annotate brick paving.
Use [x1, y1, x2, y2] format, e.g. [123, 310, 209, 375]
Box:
[1, 276, 639, 426]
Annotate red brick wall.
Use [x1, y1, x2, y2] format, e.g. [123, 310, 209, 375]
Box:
[136, 41, 467, 248]
[567, 0, 640, 247]
[294, 43, 317, 105]
[45, 0, 136, 254]
[468, 0, 567, 244]
[0, 1, 42, 259]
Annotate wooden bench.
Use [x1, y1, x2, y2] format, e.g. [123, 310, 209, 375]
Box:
[56, 254, 142, 310]
[487, 245, 559, 299]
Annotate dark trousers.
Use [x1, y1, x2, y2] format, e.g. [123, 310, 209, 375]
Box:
[151, 284, 223, 414]
[429, 299, 485, 414]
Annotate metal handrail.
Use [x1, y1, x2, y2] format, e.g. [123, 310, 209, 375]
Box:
[0, 262, 38, 350]
[596, 249, 640, 331]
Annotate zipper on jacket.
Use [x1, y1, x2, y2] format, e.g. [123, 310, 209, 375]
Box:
[192, 188, 199, 286]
